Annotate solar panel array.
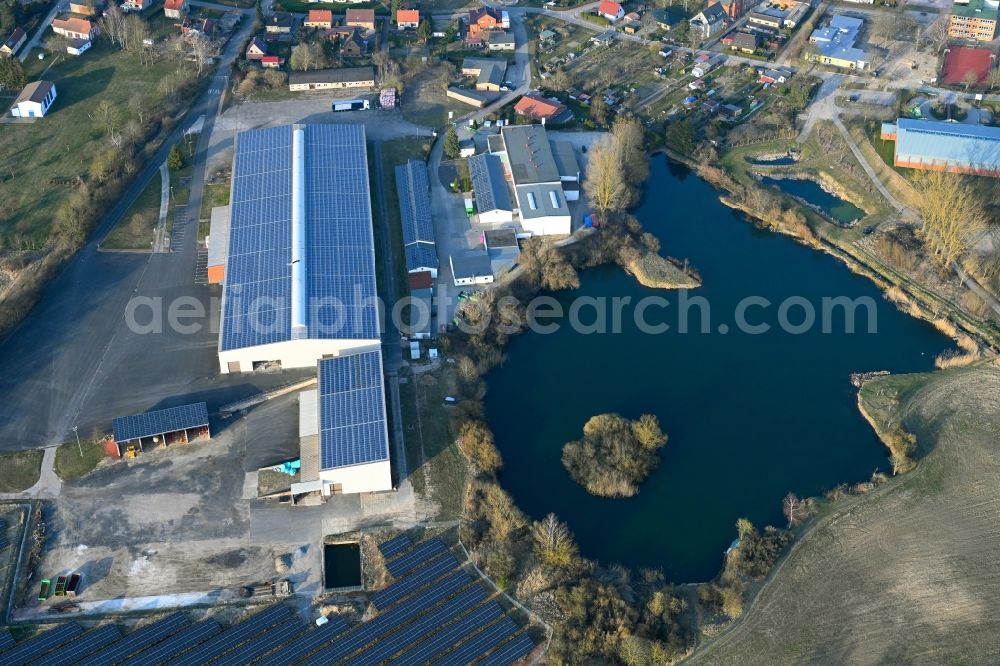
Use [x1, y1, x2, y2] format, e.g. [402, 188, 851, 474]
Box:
[0, 519, 8, 551]
[163, 603, 291, 666]
[0, 622, 83, 666]
[479, 633, 537, 666]
[437, 616, 520, 666]
[377, 533, 412, 560]
[404, 242, 439, 273]
[299, 568, 472, 666]
[120, 619, 221, 666]
[75, 611, 189, 666]
[394, 159, 438, 273]
[32, 624, 122, 666]
[208, 616, 307, 666]
[112, 403, 209, 443]
[385, 538, 448, 578]
[317, 350, 390, 470]
[371, 551, 459, 609]
[469, 153, 513, 214]
[221, 124, 379, 352]
[387, 599, 504, 666]
[255, 617, 348, 666]
[0, 540, 535, 666]
[345, 584, 488, 666]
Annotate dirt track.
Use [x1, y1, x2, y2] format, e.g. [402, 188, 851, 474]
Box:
[689, 364, 1000, 665]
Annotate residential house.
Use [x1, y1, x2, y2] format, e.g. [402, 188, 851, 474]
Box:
[462, 56, 507, 91]
[514, 92, 568, 122]
[340, 28, 366, 56]
[122, 0, 150, 11]
[729, 31, 758, 52]
[710, 0, 755, 19]
[652, 8, 682, 30]
[623, 21, 641, 33]
[305, 9, 333, 28]
[182, 17, 217, 38]
[948, 0, 998, 41]
[261, 55, 284, 68]
[719, 103, 742, 118]
[287, 66, 375, 91]
[690, 3, 729, 40]
[51, 16, 95, 40]
[397, 8, 419, 29]
[487, 30, 515, 50]
[758, 66, 792, 84]
[539, 28, 558, 41]
[1, 27, 26, 56]
[164, 0, 187, 18]
[597, 0, 625, 21]
[246, 36, 267, 60]
[67, 37, 91, 55]
[10, 80, 56, 118]
[468, 6, 502, 41]
[68, 0, 101, 15]
[747, 1, 807, 28]
[345, 8, 376, 30]
[266, 12, 294, 33]
[624, 10, 641, 21]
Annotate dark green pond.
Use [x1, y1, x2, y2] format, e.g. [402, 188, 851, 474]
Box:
[484, 157, 950, 583]
[761, 175, 865, 225]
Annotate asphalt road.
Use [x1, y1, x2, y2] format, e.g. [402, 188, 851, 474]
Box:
[0, 12, 310, 451]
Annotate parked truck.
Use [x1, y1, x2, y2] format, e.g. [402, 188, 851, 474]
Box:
[332, 99, 370, 112]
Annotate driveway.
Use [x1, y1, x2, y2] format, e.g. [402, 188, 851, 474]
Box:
[0, 14, 303, 450]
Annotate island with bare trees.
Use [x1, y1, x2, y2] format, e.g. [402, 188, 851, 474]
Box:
[562, 413, 669, 498]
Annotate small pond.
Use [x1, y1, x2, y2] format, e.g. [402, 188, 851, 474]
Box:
[761, 175, 865, 225]
[323, 542, 361, 590]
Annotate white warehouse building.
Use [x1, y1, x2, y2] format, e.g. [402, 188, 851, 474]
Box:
[217, 124, 381, 374]
[295, 351, 393, 496]
[488, 125, 581, 236]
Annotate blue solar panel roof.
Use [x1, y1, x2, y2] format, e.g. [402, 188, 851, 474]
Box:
[318, 350, 390, 470]
[404, 243, 438, 273]
[220, 124, 379, 352]
[112, 403, 209, 443]
[469, 153, 512, 214]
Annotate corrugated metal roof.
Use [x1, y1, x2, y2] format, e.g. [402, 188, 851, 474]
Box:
[207, 205, 229, 268]
[895, 118, 1000, 171]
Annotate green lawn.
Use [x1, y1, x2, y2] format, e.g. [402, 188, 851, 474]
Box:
[199, 181, 231, 241]
[0, 450, 43, 493]
[54, 439, 106, 481]
[0, 43, 195, 248]
[102, 169, 162, 250]
[379, 136, 432, 297]
[273, 0, 386, 12]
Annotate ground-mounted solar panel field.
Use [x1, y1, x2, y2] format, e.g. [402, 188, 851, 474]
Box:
[0, 538, 536, 665]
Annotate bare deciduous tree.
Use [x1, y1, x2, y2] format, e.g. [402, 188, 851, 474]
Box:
[912, 171, 989, 269]
[583, 136, 628, 213]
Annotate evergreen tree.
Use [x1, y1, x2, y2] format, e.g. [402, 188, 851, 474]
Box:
[443, 127, 460, 159]
[167, 144, 185, 170]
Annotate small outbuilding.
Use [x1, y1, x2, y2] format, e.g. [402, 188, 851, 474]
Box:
[112, 402, 210, 457]
[10, 81, 56, 118]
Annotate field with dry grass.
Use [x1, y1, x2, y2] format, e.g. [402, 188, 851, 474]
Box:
[689, 364, 1000, 665]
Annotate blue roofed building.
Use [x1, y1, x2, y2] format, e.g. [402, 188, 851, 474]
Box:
[296, 350, 392, 495]
[217, 124, 381, 374]
[469, 152, 514, 224]
[394, 159, 439, 278]
[881, 118, 1000, 177]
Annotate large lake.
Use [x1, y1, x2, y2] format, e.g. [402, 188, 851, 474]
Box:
[484, 157, 951, 583]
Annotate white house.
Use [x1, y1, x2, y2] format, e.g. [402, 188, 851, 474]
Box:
[597, 0, 625, 22]
[67, 38, 91, 55]
[10, 81, 56, 118]
[690, 3, 729, 40]
[450, 251, 494, 286]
